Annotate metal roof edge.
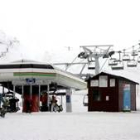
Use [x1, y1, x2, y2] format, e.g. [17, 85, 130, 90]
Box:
[87, 71, 139, 85]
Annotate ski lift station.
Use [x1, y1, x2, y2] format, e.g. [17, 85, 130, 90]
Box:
[86, 72, 138, 112]
[0, 59, 87, 113]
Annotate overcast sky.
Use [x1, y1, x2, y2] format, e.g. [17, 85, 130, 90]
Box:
[0, 0, 140, 62]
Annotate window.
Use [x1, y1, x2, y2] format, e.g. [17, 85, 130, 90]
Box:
[93, 90, 101, 101]
[110, 79, 115, 87]
[90, 80, 99, 87]
[99, 76, 108, 87]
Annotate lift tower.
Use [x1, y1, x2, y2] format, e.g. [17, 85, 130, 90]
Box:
[78, 45, 114, 75]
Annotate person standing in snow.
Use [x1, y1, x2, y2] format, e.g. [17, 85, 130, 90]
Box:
[51, 95, 57, 112]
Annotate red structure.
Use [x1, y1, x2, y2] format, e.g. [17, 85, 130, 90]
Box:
[40, 93, 50, 111]
[87, 72, 138, 112]
[23, 94, 39, 112]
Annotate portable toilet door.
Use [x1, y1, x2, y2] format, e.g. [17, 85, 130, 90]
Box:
[83, 94, 88, 106]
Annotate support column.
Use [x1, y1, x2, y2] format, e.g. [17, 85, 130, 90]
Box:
[95, 55, 100, 75]
[61, 95, 63, 105]
[13, 85, 16, 98]
[21, 85, 24, 107]
[0, 86, 4, 108]
[30, 85, 32, 101]
[3, 86, 6, 98]
[38, 85, 41, 110]
[47, 84, 50, 111]
[2, 86, 4, 94]
[30, 85, 32, 112]
[66, 89, 72, 112]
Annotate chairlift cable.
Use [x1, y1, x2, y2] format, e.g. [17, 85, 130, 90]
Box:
[65, 55, 78, 71]
[80, 63, 87, 76]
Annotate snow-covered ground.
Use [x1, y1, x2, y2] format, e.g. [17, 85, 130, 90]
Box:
[0, 93, 140, 140]
[1, 109, 140, 140]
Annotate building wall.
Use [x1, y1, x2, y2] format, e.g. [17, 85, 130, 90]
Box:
[131, 83, 136, 110]
[88, 74, 119, 112]
[88, 87, 119, 111]
[88, 73, 137, 112]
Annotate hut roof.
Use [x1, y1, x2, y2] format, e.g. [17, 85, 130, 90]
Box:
[87, 72, 139, 85]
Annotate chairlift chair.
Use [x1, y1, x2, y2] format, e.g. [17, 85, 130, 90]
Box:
[122, 49, 130, 61]
[137, 56, 140, 63]
[111, 51, 124, 70]
[131, 51, 138, 56]
[88, 62, 95, 70]
[138, 46, 140, 52]
[111, 61, 124, 70]
[127, 59, 137, 67]
[108, 58, 118, 66]
[128, 46, 138, 67]
[138, 43, 140, 51]
[111, 65, 124, 70]
[122, 54, 130, 61]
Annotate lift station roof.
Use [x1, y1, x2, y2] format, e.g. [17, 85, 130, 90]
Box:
[0, 59, 87, 90]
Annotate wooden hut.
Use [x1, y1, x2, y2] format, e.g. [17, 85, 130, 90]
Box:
[87, 72, 138, 112]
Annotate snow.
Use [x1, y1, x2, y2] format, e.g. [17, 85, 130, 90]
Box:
[0, 93, 140, 140]
[1, 110, 140, 140]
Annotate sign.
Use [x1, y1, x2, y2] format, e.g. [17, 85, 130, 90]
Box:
[123, 84, 131, 111]
[66, 95, 71, 103]
[66, 90, 71, 103]
[66, 89, 72, 112]
[12, 79, 48, 85]
[26, 78, 36, 84]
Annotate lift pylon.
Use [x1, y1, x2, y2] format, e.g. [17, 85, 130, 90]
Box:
[78, 45, 114, 75]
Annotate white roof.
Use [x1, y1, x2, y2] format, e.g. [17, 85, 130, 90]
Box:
[0, 59, 87, 90]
